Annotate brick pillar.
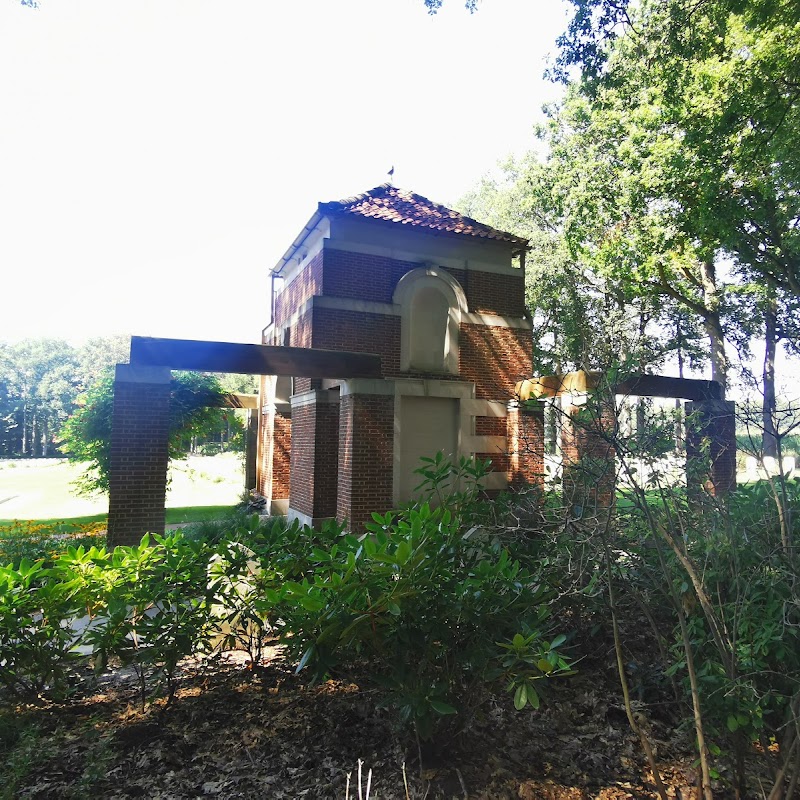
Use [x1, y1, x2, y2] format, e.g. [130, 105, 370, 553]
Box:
[288, 390, 340, 526]
[256, 376, 291, 516]
[107, 365, 171, 548]
[507, 400, 545, 490]
[244, 408, 258, 495]
[685, 399, 737, 496]
[560, 393, 616, 516]
[337, 381, 395, 532]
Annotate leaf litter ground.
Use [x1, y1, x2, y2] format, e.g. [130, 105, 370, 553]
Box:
[4, 643, 707, 799]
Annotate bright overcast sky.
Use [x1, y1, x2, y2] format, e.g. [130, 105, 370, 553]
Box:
[0, 0, 570, 345]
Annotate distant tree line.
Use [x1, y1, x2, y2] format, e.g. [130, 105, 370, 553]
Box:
[0, 337, 256, 460]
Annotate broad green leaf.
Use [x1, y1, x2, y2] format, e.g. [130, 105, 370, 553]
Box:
[430, 699, 457, 715]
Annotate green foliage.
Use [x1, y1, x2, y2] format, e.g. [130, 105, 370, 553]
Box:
[0, 461, 570, 746]
[0, 558, 83, 699]
[0, 520, 106, 568]
[60, 371, 229, 496]
[78, 533, 214, 707]
[0, 336, 132, 459]
[270, 502, 567, 740]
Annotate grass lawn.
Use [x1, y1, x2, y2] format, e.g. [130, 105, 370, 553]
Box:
[0, 453, 245, 524]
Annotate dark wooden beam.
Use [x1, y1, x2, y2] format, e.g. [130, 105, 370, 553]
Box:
[614, 375, 723, 401]
[129, 336, 382, 379]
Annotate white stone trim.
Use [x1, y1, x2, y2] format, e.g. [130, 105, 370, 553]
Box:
[313, 295, 401, 317]
[461, 399, 508, 418]
[393, 268, 466, 375]
[463, 312, 531, 330]
[325, 225, 523, 276]
[269, 499, 289, 516]
[287, 507, 333, 529]
[115, 364, 171, 384]
[391, 378, 475, 505]
[290, 389, 339, 409]
[339, 378, 397, 397]
[463, 435, 507, 454]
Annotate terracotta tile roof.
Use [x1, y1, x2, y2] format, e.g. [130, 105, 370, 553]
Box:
[318, 184, 528, 247]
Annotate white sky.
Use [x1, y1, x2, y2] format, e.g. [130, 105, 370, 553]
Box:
[0, 0, 570, 345]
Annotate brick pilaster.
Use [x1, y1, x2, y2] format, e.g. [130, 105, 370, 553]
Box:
[560, 394, 616, 516]
[337, 383, 395, 531]
[685, 399, 737, 496]
[107, 365, 171, 548]
[289, 390, 340, 525]
[507, 401, 545, 490]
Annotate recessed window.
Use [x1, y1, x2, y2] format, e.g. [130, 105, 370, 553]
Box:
[394, 267, 467, 376]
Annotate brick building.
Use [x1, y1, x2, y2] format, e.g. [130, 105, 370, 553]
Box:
[256, 184, 538, 529]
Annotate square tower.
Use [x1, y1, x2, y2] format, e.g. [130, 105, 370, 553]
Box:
[257, 184, 533, 529]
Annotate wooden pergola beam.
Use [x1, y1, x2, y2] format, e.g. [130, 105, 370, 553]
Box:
[516, 370, 723, 402]
[129, 336, 382, 379]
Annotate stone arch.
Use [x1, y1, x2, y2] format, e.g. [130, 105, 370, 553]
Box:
[393, 267, 467, 375]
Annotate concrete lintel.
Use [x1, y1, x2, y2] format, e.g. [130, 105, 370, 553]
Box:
[340, 378, 396, 397]
[393, 378, 475, 400]
[462, 399, 507, 418]
[290, 389, 340, 409]
[464, 435, 507, 454]
[129, 336, 382, 379]
[115, 364, 171, 384]
[462, 312, 532, 330]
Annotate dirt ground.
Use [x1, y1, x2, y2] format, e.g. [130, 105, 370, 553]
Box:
[5, 644, 709, 800]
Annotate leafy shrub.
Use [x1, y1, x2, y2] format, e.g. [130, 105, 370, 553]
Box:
[0, 520, 106, 568]
[81, 532, 213, 707]
[270, 502, 570, 739]
[0, 559, 82, 699]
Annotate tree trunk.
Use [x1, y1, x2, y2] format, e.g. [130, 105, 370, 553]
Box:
[675, 316, 685, 452]
[700, 259, 728, 395]
[762, 290, 779, 459]
[21, 403, 29, 456]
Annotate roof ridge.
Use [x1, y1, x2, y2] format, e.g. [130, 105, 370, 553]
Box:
[318, 184, 528, 247]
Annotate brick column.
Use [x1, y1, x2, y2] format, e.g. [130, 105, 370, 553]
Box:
[507, 400, 545, 490]
[244, 408, 258, 495]
[288, 390, 340, 527]
[685, 399, 737, 496]
[256, 375, 292, 516]
[107, 365, 171, 548]
[337, 380, 395, 532]
[560, 393, 616, 516]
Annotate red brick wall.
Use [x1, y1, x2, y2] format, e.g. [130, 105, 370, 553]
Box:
[685, 400, 736, 496]
[507, 405, 545, 490]
[272, 412, 291, 499]
[289, 397, 340, 519]
[445, 267, 525, 317]
[323, 249, 418, 303]
[459, 323, 532, 400]
[290, 310, 318, 395]
[290, 403, 315, 517]
[107, 375, 171, 548]
[560, 399, 616, 512]
[274, 253, 323, 328]
[322, 248, 524, 316]
[337, 393, 394, 530]
[311, 307, 401, 377]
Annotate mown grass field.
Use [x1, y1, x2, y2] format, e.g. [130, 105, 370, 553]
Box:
[0, 453, 245, 524]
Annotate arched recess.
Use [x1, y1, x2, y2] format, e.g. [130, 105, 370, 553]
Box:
[393, 267, 468, 375]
